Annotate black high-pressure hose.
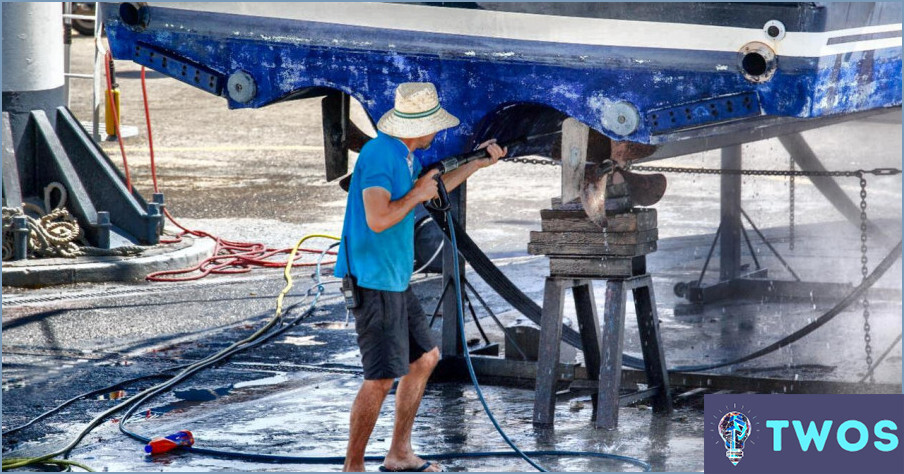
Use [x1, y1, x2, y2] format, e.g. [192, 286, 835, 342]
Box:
[2, 238, 340, 471]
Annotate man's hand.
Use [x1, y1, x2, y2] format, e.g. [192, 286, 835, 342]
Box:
[475, 139, 508, 168]
[363, 169, 439, 233]
[411, 169, 440, 202]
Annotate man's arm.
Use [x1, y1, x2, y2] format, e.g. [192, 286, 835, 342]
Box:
[440, 140, 507, 192]
[362, 170, 439, 233]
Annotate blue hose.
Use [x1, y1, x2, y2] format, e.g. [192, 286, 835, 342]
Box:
[445, 202, 549, 471]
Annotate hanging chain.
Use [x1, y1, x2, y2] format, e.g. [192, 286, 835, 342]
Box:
[789, 156, 795, 251]
[500, 156, 902, 180]
[500, 156, 561, 167]
[858, 174, 874, 384]
[630, 165, 901, 178]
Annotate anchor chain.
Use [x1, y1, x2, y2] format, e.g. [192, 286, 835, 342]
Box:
[858, 173, 874, 384]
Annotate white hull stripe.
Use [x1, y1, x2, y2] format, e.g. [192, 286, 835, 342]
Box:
[161, 2, 902, 58]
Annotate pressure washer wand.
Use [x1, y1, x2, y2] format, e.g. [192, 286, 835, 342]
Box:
[339, 131, 560, 191]
[422, 130, 561, 177]
[423, 131, 561, 212]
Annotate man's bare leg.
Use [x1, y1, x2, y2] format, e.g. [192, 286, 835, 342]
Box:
[383, 347, 441, 472]
[344, 378, 394, 472]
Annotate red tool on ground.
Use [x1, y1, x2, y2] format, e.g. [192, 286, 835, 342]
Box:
[144, 430, 194, 455]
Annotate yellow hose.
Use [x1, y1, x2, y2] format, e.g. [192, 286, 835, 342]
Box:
[275, 234, 340, 319]
[2, 458, 94, 472]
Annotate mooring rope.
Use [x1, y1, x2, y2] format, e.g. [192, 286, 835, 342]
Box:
[2, 183, 145, 261]
[2, 206, 83, 259]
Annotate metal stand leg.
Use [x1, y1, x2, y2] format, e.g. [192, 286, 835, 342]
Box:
[12, 216, 29, 260]
[720, 145, 743, 281]
[678, 143, 861, 307]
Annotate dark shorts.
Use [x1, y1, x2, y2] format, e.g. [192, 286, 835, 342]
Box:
[353, 286, 436, 380]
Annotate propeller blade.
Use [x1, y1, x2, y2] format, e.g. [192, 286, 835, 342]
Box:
[620, 169, 668, 206]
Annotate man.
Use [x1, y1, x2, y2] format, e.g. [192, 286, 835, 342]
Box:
[334, 82, 506, 472]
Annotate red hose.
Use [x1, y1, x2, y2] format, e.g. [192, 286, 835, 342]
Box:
[131, 64, 335, 281]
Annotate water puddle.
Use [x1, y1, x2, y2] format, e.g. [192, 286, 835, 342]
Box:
[175, 387, 232, 402]
[311, 321, 348, 330]
[277, 335, 325, 346]
[145, 372, 293, 419]
[234, 373, 289, 389]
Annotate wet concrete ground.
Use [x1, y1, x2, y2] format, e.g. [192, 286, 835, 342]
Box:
[2, 35, 903, 472]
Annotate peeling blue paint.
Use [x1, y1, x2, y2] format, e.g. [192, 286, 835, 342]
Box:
[103, 5, 901, 166]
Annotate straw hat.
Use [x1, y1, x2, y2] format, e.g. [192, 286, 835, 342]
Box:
[376, 82, 460, 138]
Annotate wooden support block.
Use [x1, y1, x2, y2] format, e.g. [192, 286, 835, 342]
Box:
[467, 355, 576, 382]
[552, 196, 633, 214]
[549, 257, 633, 278]
[530, 229, 658, 246]
[504, 322, 577, 361]
[541, 208, 657, 233]
[528, 240, 657, 257]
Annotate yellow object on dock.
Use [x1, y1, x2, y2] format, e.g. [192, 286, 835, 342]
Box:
[105, 87, 120, 137]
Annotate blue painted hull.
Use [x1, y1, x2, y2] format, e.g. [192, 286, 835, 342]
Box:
[103, 2, 901, 166]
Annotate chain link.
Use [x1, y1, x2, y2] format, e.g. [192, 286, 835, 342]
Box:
[500, 156, 562, 167]
[858, 174, 874, 384]
[630, 165, 901, 178]
[501, 156, 902, 180]
[789, 156, 795, 251]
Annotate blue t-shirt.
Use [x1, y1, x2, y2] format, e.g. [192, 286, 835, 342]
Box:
[334, 132, 422, 292]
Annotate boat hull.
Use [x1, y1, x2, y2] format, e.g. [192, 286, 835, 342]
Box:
[103, 2, 902, 165]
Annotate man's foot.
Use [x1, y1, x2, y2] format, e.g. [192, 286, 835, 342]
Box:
[379, 457, 443, 472]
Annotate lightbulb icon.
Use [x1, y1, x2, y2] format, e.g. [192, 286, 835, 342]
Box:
[718, 411, 750, 466]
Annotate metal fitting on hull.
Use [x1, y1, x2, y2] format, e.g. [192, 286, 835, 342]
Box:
[738, 41, 777, 83]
